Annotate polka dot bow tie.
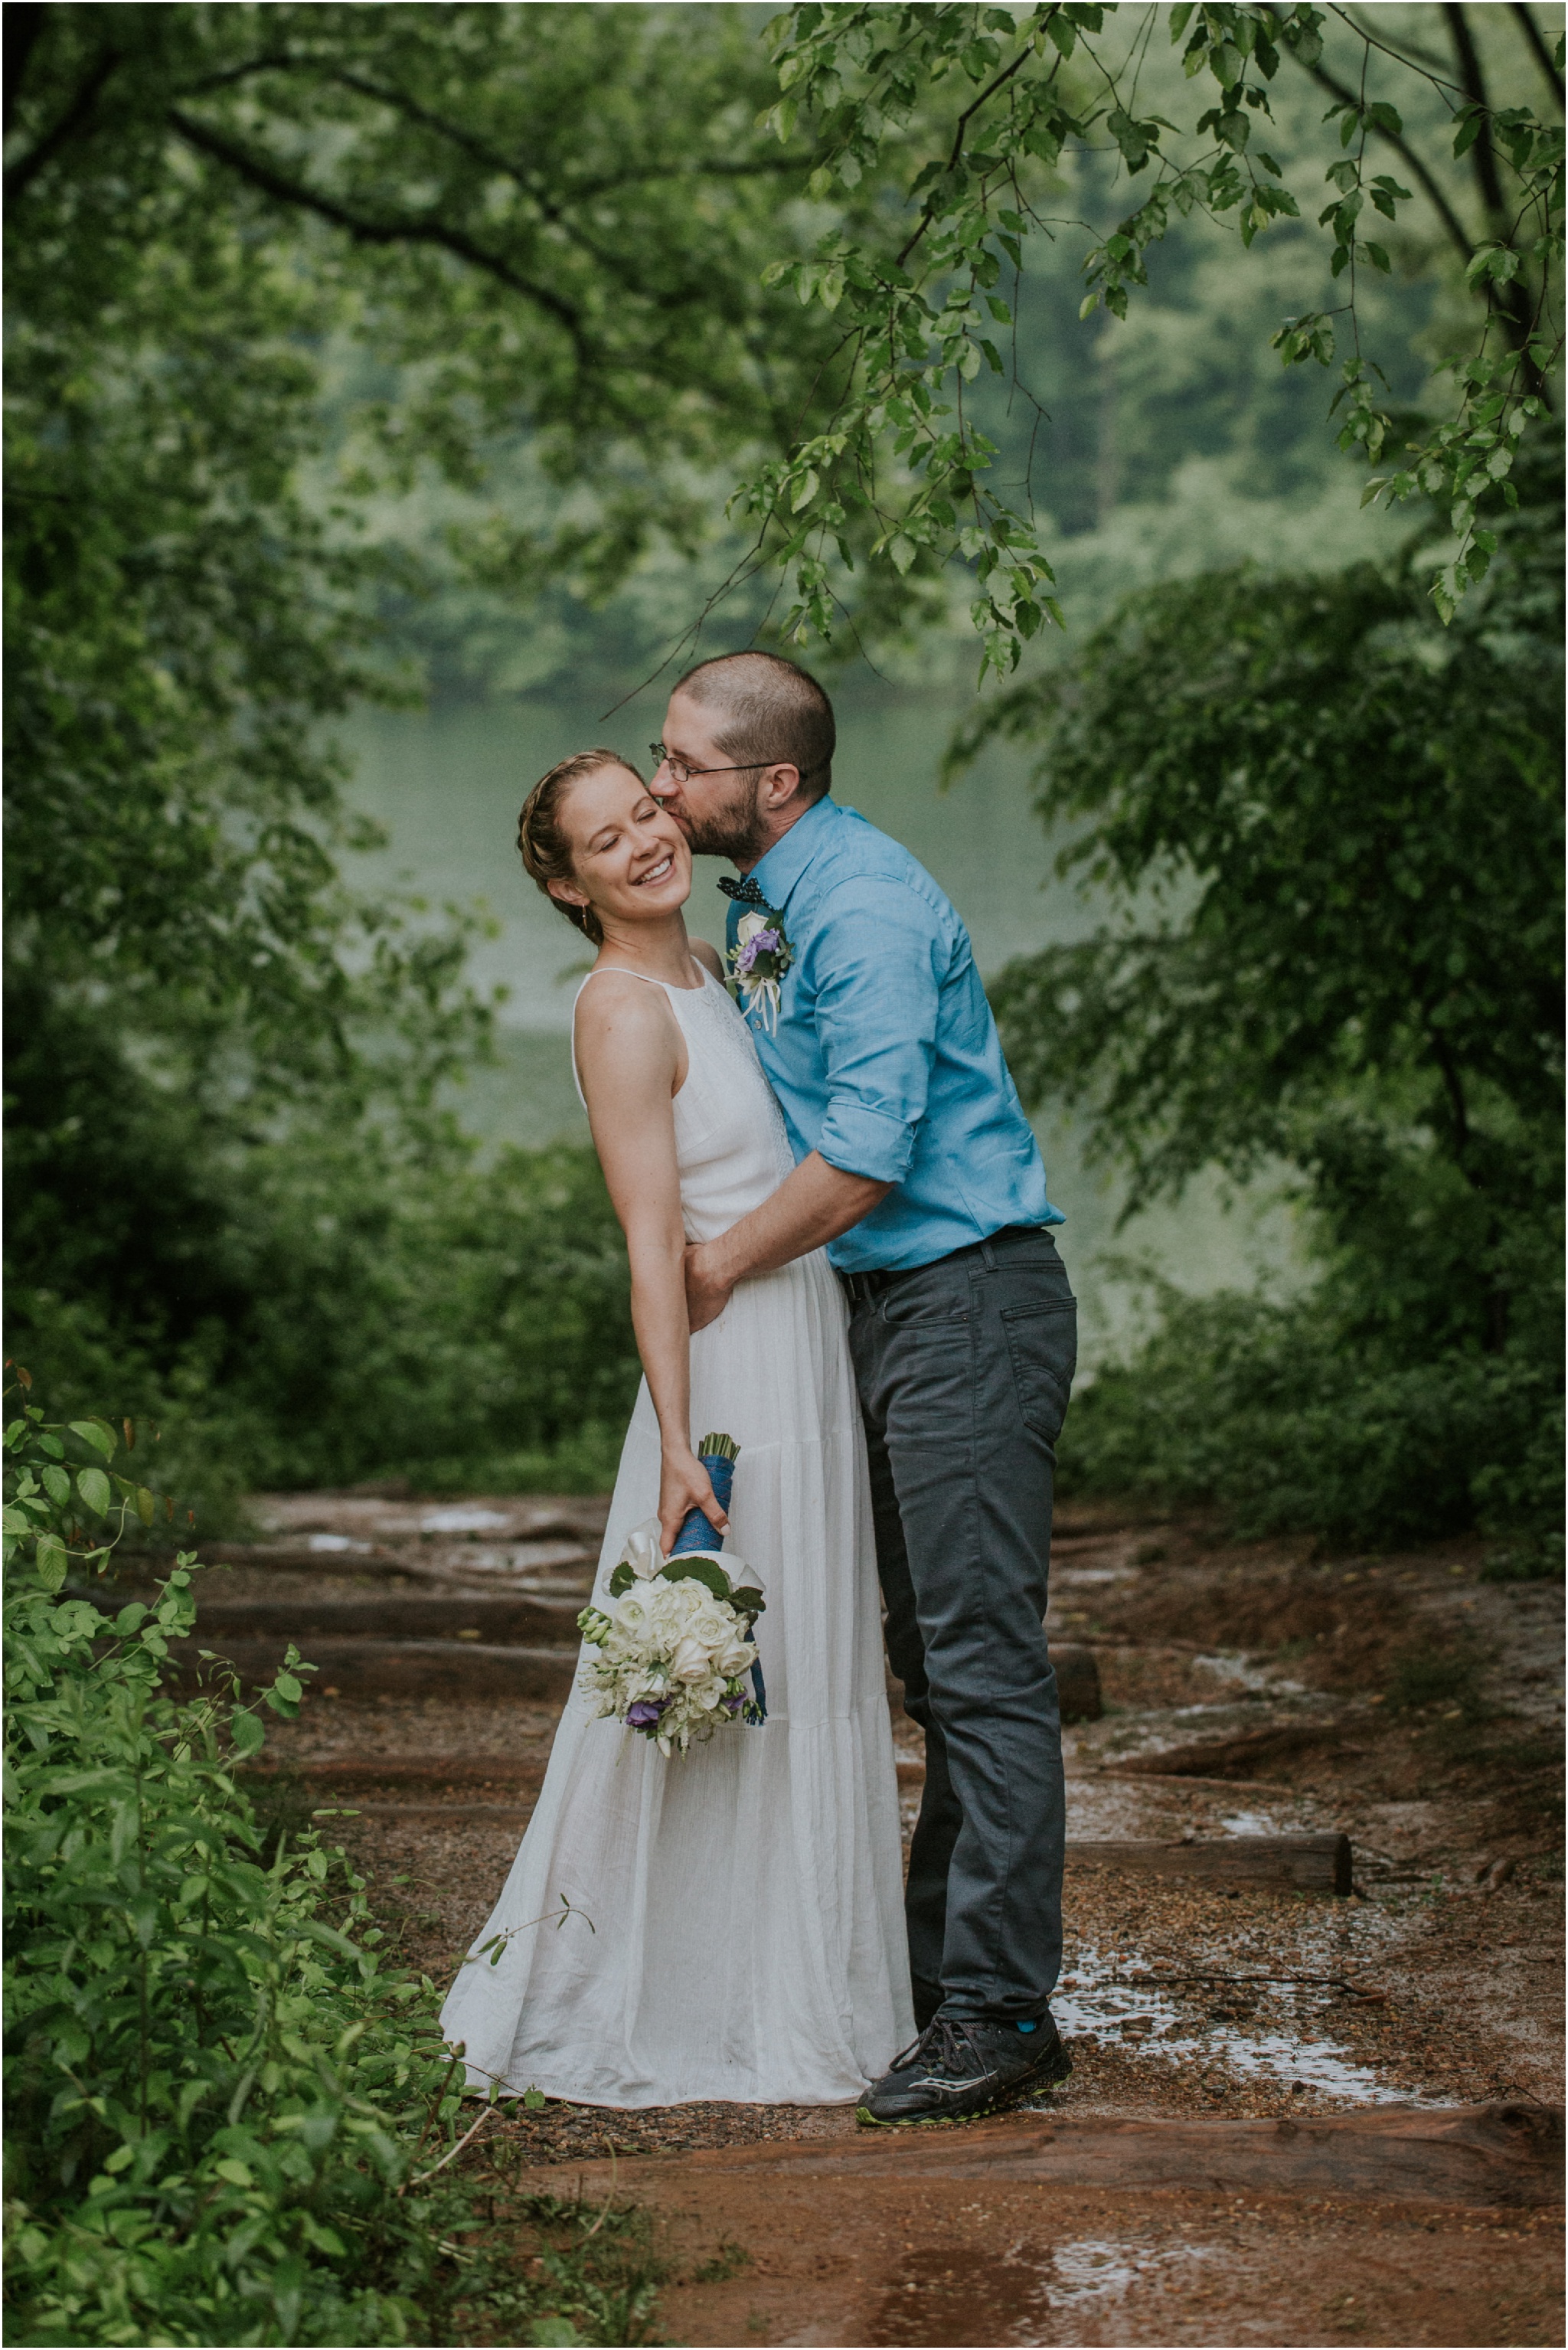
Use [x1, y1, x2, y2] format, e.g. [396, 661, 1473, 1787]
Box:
[717, 876, 769, 906]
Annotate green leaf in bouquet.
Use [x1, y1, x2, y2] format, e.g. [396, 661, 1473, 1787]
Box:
[658, 1557, 735, 1603]
[730, 1585, 766, 1617]
[606, 1562, 635, 1597]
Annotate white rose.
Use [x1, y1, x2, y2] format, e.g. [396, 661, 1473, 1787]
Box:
[668, 1635, 713, 1684]
[735, 910, 767, 950]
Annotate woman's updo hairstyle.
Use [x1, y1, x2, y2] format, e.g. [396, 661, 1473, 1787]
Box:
[517, 748, 644, 949]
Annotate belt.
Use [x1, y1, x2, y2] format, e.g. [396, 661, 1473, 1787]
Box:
[835, 1225, 1054, 1308]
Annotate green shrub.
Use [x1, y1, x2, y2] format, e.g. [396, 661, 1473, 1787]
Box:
[2, 1384, 657, 2345]
[1060, 1284, 1563, 1550]
[7, 1126, 641, 1508]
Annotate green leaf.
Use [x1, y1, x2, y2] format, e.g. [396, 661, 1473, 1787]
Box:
[35, 1533, 67, 1593]
[230, 1708, 266, 1759]
[69, 1420, 117, 1459]
[659, 1557, 740, 1603]
[77, 1466, 113, 1516]
[135, 1487, 156, 1528]
[214, 2158, 254, 2188]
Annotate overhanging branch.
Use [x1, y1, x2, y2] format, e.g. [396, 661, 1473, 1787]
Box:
[165, 106, 590, 352]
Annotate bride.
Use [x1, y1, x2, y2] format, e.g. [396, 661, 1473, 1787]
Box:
[438, 748, 913, 2107]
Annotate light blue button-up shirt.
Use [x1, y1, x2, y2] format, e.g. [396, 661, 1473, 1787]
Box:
[721, 796, 1063, 1273]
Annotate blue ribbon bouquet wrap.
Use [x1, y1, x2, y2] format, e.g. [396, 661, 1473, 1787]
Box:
[668, 1436, 766, 1723]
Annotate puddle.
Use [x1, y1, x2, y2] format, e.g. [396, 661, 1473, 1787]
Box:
[1044, 2234, 1217, 2309]
[420, 1507, 511, 1534]
[1194, 1651, 1306, 1696]
[1050, 1940, 1403, 2103]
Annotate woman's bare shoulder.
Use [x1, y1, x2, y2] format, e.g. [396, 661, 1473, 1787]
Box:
[690, 937, 725, 982]
[573, 970, 678, 1063]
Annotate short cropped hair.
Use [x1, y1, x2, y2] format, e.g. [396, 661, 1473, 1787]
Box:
[673, 651, 835, 801]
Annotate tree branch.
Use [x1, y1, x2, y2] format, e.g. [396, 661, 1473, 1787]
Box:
[896, 32, 1040, 270]
[164, 109, 591, 351]
[1294, 52, 1475, 269]
[1509, 4, 1564, 110]
[1442, 5, 1551, 380]
[1444, 5, 1507, 221]
[5, 41, 119, 201]
[2, 0, 47, 139]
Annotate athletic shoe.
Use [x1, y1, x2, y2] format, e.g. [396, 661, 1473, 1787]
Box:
[857, 2010, 1071, 2128]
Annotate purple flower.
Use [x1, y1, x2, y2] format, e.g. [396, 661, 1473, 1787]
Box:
[722, 1693, 745, 1714]
[736, 928, 781, 976]
[626, 1699, 665, 1728]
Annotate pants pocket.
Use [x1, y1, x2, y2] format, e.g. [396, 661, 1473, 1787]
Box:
[1001, 1300, 1076, 1443]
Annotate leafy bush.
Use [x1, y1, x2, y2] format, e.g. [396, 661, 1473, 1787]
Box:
[7, 1116, 639, 1508]
[1059, 1284, 1563, 1551]
[2, 1383, 656, 2345]
[979, 485, 1563, 1553]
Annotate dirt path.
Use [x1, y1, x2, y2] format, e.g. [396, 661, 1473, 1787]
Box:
[129, 1490, 1563, 2344]
[506, 2110, 1563, 2348]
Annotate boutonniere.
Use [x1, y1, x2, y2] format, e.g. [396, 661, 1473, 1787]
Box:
[727, 904, 794, 1033]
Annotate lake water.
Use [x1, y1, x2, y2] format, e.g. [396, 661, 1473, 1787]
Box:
[343, 685, 1302, 1361]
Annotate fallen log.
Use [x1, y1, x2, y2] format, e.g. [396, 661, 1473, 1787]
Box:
[316, 1800, 534, 1826]
[169, 1638, 577, 1701]
[1114, 1723, 1345, 1779]
[1092, 1767, 1304, 1795]
[889, 1770, 1352, 1889]
[243, 1754, 546, 1792]
[1067, 1831, 1354, 1894]
[888, 1642, 1101, 1725]
[188, 1593, 585, 1644]
[540, 2101, 1564, 2209]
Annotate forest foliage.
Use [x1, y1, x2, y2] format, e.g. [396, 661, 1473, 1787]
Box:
[4, 2, 1563, 1544]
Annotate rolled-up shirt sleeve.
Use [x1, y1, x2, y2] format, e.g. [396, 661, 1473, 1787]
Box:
[809, 878, 947, 1184]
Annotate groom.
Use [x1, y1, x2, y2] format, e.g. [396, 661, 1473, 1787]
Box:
[654, 650, 1076, 2127]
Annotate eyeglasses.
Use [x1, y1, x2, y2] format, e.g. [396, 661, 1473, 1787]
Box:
[649, 743, 818, 789]
[648, 742, 765, 789]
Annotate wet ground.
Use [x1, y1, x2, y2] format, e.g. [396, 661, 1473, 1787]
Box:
[156, 1490, 1563, 2344]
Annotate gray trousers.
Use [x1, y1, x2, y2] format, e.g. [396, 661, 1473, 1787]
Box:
[844, 1225, 1076, 2025]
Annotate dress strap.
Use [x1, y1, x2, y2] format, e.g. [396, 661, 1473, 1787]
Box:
[570, 965, 698, 1109]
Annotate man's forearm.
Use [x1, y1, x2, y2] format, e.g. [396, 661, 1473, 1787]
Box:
[704, 1152, 890, 1288]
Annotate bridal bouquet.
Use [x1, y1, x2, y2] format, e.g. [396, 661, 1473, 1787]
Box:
[577, 1433, 767, 1757]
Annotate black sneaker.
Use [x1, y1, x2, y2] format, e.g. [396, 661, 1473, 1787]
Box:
[857, 2012, 1071, 2128]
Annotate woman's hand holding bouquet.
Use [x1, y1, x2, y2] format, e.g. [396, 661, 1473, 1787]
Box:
[577, 1435, 768, 1757]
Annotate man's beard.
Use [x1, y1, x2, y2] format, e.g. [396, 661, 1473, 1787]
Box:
[675, 773, 768, 864]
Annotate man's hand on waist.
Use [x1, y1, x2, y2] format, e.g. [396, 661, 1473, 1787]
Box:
[683, 1154, 890, 1332]
[684, 1240, 734, 1334]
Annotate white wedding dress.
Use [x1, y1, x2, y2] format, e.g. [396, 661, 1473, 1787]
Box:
[439, 960, 913, 2107]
